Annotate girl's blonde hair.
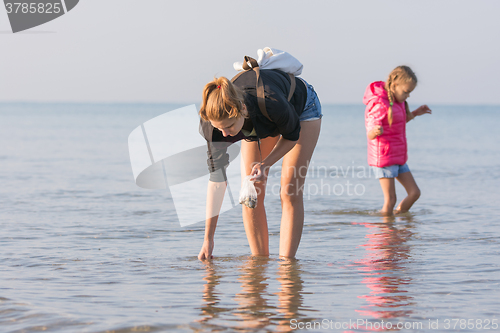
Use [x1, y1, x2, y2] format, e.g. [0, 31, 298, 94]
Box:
[199, 77, 245, 121]
[385, 66, 417, 126]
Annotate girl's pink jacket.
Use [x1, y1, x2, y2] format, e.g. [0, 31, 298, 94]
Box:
[364, 81, 408, 168]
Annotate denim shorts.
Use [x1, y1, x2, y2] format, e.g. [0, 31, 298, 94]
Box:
[371, 163, 410, 179]
[298, 79, 322, 122]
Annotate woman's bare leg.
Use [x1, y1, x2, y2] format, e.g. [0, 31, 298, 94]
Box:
[241, 136, 279, 256]
[279, 119, 321, 258]
[395, 171, 420, 213]
[379, 178, 397, 216]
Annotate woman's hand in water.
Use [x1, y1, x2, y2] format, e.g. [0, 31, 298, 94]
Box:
[412, 105, 432, 117]
[198, 239, 214, 261]
[250, 162, 267, 183]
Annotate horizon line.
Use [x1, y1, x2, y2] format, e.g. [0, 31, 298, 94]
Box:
[1, 101, 499, 108]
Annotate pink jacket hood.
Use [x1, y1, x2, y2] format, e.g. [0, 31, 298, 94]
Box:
[364, 81, 408, 168]
[363, 81, 388, 107]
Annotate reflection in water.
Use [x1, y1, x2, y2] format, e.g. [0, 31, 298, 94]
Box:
[233, 257, 272, 330]
[197, 262, 225, 325]
[354, 216, 416, 320]
[275, 258, 316, 332]
[197, 257, 316, 331]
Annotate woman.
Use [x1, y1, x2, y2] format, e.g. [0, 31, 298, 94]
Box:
[198, 67, 321, 260]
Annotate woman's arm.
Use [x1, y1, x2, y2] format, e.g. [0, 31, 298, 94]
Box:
[198, 180, 227, 260]
[250, 137, 297, 182]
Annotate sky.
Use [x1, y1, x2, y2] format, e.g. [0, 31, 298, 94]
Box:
[1, 0, 499, 105]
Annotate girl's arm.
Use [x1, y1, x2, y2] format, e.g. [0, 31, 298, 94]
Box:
[367, 125, 384, 140]
[250, 137, 297, 182]
[408, 105, 432, 122]
[198, 180, 227, 260]
[366, 104, 386, 139]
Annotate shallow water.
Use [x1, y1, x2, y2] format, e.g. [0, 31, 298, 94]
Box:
[1, 103, 499, 332]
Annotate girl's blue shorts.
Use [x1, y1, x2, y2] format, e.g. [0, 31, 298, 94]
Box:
[371, 163, 410, 179]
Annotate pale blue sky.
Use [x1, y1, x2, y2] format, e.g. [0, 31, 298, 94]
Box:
[1, 0, 499, 105]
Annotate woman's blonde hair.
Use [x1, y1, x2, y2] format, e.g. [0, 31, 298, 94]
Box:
[385, 66, 417, 126]
[199, 77, 245, 121]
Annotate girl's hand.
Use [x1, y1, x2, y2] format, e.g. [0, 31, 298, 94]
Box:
[373, 125, 384, 136]
[368, 125, 384, 139]
[412, 105, 432, 117]
[250, 162, 266, 183]
[198, 239, 214, 261]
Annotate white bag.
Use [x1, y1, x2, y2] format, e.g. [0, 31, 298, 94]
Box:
[233, 47, 303, 76]
[239, 175, 258, 209]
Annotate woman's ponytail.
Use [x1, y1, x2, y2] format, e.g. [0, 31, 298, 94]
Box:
[200, 77, 245, 121]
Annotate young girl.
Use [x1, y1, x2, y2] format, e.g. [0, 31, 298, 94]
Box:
[198, 69, 322, 260]
[364, 66, 431, 215]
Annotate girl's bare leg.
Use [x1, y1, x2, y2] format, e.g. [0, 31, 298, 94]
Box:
[241, 136, 279, 256]
[279, 119, 321, 258]
[395, 171, 421, 213]
[379, 178, 397, 216]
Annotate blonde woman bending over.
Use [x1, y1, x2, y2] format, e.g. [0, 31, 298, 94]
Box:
[198, 69, 321, 260]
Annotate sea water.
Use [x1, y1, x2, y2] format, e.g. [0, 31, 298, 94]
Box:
[0, 103, 499, 332]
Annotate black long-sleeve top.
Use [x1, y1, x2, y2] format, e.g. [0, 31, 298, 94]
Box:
[199, 69, 307, 182]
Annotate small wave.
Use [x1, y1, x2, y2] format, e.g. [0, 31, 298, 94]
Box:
[104, 192, 153, 198]
[316, 208, 379, 216]
[315, 207, 433, 218]
[131, 210, 161, 216]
